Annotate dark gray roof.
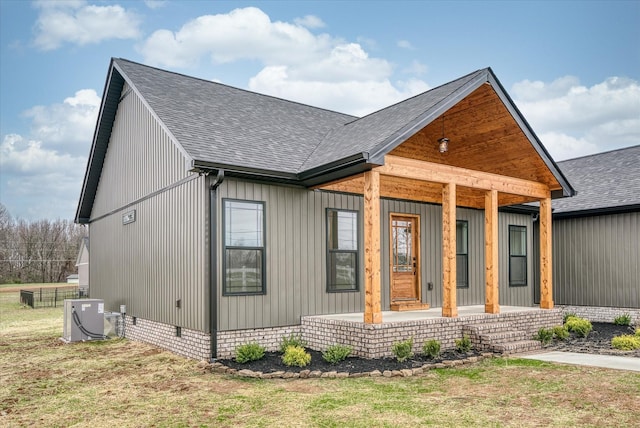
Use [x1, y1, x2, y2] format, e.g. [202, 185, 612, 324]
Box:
[75, 59, 575, 223]
[553, 145, 640, 215]
[115, 59, 355, 175]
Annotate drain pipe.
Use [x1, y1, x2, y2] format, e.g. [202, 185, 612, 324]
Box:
[209, 169, 224, 362]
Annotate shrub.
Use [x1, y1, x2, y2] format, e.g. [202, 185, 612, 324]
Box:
[423, 339, 441, 359]
[611, 335, 640, 351]
[535, 328, 554, 345]
[455, 334, 472, 353]
[279, 333, 306, 353]
[282, 345, 311, 367]
[636, 327, 640, 337]
[613, 313, 632, 326]
[565, 316, 592, 338]
[391, 337, 414, 362]
[563, 312, 577, 323]
[322, 344, 352, 364]
[552, 325, 569, 341]
[235, 342, 265, 364]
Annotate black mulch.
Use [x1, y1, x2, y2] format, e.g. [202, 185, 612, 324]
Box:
[547, 322, 640, 358]
[219, 322, 639, 374]
[220, 349, 481, 374]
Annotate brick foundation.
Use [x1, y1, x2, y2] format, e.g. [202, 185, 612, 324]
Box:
[123, 309, 566, 361]
[216, 325, 302, 359]
[557, 305, 640, 324]
[124, 315, 210, 361]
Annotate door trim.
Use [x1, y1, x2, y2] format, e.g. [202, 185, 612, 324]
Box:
[389, 213, 421, 306]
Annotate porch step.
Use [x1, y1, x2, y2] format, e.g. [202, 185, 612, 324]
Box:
[463, 322, 539, 354]
[493, 340, 542, 355]
[390, 302, 430, 312]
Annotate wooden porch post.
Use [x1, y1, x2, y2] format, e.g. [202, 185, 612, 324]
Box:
[364, 170, 382, 324]
[442, 182, 458, 317]
[539, 197, 554, 309]
[484, 189, 499, 313]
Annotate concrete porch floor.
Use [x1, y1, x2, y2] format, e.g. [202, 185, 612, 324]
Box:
[315, 305, 544, 324]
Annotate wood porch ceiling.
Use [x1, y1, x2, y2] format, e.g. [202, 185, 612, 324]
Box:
[315, 84, 561, 209]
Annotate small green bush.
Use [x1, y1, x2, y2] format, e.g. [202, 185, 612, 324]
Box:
[552, 325, 569, 340]
[455, 334, 472, 353]
[563, 312, 577, 323]
[282, 345, 311, 367]
[423, 339, 441, 359]
[565, 316, 592, 338]
[279, 333, 307, 353]
[235, 342, 265, 363]
[391, 337, 414, 362]
[636, 327, 640, 337]
[613, 313, 632, 326]
[535, 328, 554, 345]
[322, 344, 352, 364]
[611, 335, 640, 351]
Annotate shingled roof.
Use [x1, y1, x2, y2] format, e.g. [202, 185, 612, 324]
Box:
[76, 58, 575, 223]
[552, 145, 640, 216]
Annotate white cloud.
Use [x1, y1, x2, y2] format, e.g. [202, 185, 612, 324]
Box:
[144, 0, 167, 9]
[513, 76, 640, 160]
[23, 89, 100, 154]
[403, 60, 428, 76]
[0, 88, 96, 220]
[139, 7, 429, 115]
[294, 15, 325, 29]
[249, 67, 429, 116]
[0, 134, 84, 175]
[397, 40, 413, 49]
[33, 0, 141, 50]
[139, 7, 332, 68]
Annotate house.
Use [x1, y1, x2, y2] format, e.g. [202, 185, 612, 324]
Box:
[76, 58, 574, 360]
[76, 236, 89, 297]
[66, 274, 79, 284]
[533, 146, 640, 323]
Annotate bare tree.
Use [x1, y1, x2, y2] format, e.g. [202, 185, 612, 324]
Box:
[0, 204, 86, 284]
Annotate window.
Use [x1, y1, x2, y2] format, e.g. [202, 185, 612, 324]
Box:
[456, 220, 469, 288]
[509, 225, 527, 286]
[223, 199, 265, 295]
[327, 209, 359, 292]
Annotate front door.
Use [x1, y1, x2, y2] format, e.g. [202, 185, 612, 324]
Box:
[390, 214, 420, 305]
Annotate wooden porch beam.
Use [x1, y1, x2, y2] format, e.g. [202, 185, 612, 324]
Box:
[484, 189, 499, 314]
[364, 170, 382, 324]
[442, 182, 458, 317]
[379, 155, 551, 199]
[539, 197, 554, 309]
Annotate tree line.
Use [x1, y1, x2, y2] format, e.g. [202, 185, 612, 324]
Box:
[0, 203, 86, 284]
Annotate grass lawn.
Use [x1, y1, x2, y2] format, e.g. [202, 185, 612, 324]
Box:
[1, 287, 639, 427]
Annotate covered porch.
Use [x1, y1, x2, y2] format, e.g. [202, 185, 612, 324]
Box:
[314, 72, 574, 323]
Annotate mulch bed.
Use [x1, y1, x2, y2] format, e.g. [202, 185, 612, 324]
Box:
[216, 322, 639, 378]
[546, 322, 640, 358]
[220, 348, 483, 375]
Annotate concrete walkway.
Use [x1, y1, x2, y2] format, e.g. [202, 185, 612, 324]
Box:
[521, 351, 640, 372]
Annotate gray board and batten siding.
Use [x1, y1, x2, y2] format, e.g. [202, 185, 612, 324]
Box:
[535, 211, 640, 309]
[215, 178, 536, 331]
[89, 83, 209, 332]
[533, 146, 640, 309]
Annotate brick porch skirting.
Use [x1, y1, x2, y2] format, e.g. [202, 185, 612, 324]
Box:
[301, 309, 562, 359]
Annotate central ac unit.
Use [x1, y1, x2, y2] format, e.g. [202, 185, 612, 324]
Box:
[62, 299, 106, 342]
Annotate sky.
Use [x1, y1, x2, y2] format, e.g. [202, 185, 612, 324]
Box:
[0, 0, 639, 221]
